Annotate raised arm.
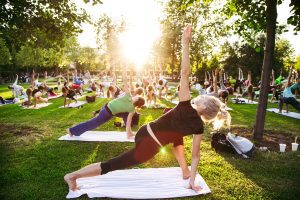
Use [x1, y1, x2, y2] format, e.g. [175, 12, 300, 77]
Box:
[122, 67, 130, 93]
[287, 67, 292, 87]
[271, 69, 275, 85]
[13, 74, 18, 86]
[178, 25, 192, 101]
[31, 70, 35, 88]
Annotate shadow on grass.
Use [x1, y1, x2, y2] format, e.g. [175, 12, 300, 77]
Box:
[213, 143, 300, 200]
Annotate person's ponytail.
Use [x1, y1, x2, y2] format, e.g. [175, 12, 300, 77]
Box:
[212, 104, 231, 130]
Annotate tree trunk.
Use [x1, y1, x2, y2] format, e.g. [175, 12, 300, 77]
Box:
[253, 0, 277, 140]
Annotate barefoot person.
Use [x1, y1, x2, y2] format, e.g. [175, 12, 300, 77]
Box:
[64, 25, 231, 192]
[67, 69, 145, 139]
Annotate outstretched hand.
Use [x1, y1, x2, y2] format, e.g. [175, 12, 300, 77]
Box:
[182, 25, 192, 45]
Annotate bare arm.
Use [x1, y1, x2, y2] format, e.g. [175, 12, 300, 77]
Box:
[287, 67, 292, 88]
[122, 69, 130, 93]
[271, 69, 275, 85]
[178, 25, 192, 102]
[125, 112, 135, 137]
[189, 134, 202, 191]
[173, 144, 190, 179]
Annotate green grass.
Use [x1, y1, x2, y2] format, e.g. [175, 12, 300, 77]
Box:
[0, 83, 300, 200]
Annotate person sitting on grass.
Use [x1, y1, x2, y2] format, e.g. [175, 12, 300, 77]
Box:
[64, 25, 231, 193]
[67, 69, 145, 139]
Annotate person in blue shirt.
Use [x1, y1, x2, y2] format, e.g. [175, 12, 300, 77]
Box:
[278, 71, 300, 113]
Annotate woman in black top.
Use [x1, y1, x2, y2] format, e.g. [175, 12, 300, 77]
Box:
[64, 25, 231, 192]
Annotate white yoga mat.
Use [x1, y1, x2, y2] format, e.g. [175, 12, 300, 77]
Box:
[0, 102, 13, 106]
[267, 108, 300, 120]
[59, 131, 134, 142]
[231, 98, 258, 104]
[59, 101, 86, 108]
[66, 167, 211, 199]
[23, 103, 52, 109]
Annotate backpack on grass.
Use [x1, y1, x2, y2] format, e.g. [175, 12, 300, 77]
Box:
[211, 132, 256, 158]
[86, 95, 96, 103]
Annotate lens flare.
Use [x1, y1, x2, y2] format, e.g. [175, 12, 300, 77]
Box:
[160, 147, 166, 154]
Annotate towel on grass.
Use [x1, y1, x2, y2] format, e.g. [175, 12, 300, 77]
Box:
[23, 103, 52, 109]
[66, 167, 211, 199]
[231, 98, 258, 104]
[59, 131, 134, 142]
[59, 101, 86, 108]
[267, 108, 300, 120]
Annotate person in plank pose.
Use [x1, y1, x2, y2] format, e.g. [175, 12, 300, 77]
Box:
[64, 25, 231, 192]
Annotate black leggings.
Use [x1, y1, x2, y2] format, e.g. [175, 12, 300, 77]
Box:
[100, 125, 183, 174]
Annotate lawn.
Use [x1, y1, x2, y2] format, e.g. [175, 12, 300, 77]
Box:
[0, 83, 299, 200]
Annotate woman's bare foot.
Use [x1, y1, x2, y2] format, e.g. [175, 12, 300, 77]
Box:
[127, 134, 135, 139]
[64, 173, 79, 191]
[66, 128, 73, 137]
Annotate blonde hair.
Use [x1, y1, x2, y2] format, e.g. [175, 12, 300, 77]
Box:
[193, 95, 231, 130]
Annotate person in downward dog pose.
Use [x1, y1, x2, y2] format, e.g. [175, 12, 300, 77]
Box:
[64, 25, 231, 192]
[67, 69, 145, 139]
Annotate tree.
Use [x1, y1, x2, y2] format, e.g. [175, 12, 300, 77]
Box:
[95, 14, 125, 70]
[0, 0, 103, 51]
[274, 39, 295, 73]
[78, 47, 101, 71]
[222, 0, 299, 140]
[0, 36, 11, 65]
[159, 0, 221, 79]
[295, 55, 300, 71]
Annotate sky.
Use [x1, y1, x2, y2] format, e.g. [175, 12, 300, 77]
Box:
[75, 0, 300, 60]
